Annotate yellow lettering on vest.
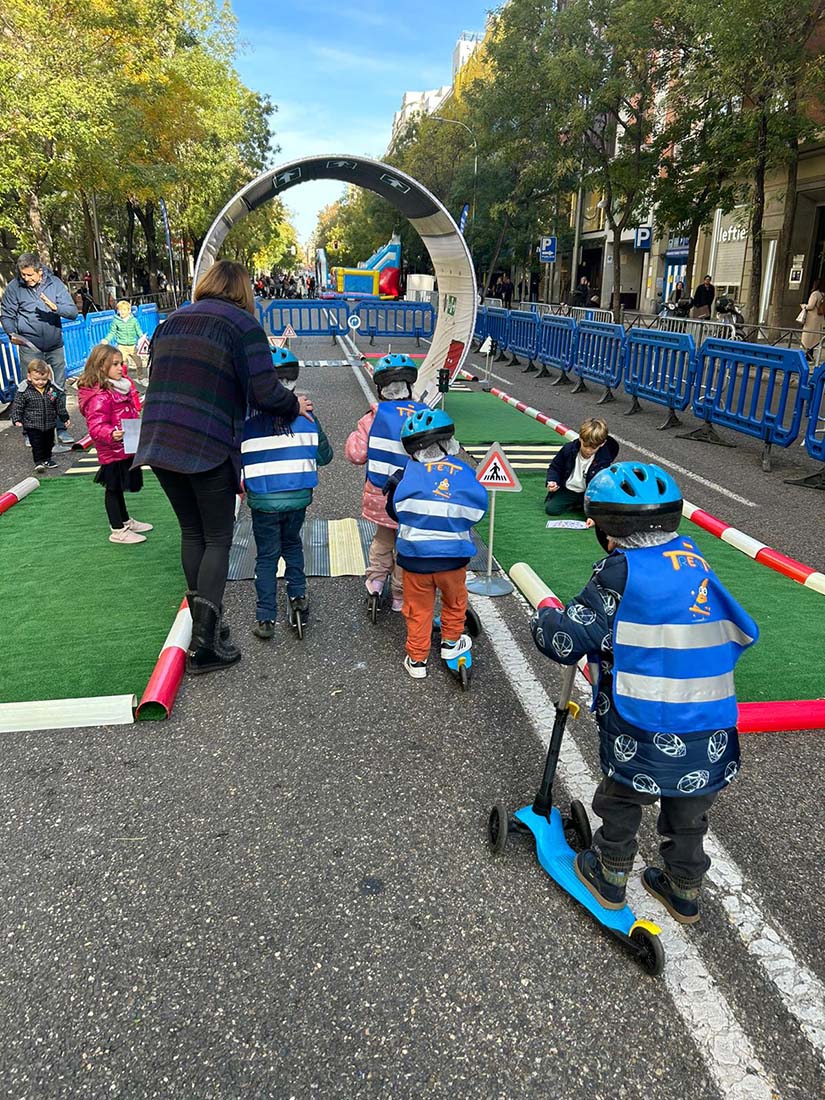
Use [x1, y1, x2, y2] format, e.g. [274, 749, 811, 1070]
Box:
[424, 460, 462, 475]
[663, 549, 710, 572]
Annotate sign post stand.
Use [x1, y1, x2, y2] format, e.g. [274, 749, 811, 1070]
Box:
[466, 442, 521, 597]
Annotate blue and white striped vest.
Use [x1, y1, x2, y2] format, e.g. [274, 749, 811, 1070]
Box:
[613, 535, 758, 736]
[366, 401, 428, 488]
[241, 413, 319, 494]
[394, 456, 488, 562]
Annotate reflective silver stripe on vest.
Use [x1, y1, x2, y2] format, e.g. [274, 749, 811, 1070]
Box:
[369, 459, 402, 477]
[243, 458, 316, 478]
[615, 619, 755, 649]
[241, 432, 318, 454]
[370, 435, 407, 454]
[615, 670, 736, 704]
[399, 498, 486, 522]
[398, 525, 465, 542]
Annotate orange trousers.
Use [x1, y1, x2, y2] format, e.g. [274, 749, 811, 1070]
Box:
[402, 566, 467, 662]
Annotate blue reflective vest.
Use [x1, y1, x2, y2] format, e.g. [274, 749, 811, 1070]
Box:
[607, 535, 758, 795]
[366, 400, 428, 488]
[241, 413, 319, 494]
[394, 456, 488, 562]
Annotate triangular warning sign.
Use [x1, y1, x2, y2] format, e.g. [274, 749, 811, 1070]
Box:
[478, 335, 493, 355]
[475, 442, 522, 492]
[270, 335, 287, 348]
[281, 324, 297, 339]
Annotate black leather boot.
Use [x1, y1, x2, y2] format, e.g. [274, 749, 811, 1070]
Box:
[187, 589, 232, 647]
[187, 596, 242, 675]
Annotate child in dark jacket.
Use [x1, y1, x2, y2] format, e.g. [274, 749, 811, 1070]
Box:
[242, 349, 333, 639]
[531, 462, 758, 924]
[385, 409, 487, 680]
[11, 359, 70, 472]
[545, 417, 618, 516]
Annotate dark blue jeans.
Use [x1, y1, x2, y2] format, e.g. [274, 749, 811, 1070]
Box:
[251, 507, 307, 620]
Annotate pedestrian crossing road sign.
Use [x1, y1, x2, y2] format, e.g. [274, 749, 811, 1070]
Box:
[475, 443, 522, 492]
[281, 324, 297, 339]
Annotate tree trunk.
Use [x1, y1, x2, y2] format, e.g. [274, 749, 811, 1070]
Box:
[126, 201, 136, 296]
[610, 228, 622, 315]
[768, 89, 800, 330]
[685, 218, 702, 296]
[25, 190, 53, 263]
[133, 202, 159, 292]
[79, 192, 102, 306]
[486, 216, 511, 293]
[747, 107, 769, 325]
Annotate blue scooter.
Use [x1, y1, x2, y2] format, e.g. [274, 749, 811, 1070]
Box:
[488, 662, 665, 976]
[432, 606, 481, 691]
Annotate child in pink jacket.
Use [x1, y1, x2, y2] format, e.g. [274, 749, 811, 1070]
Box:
[77, 344, 151, 545]
[344, 354, 428, 611]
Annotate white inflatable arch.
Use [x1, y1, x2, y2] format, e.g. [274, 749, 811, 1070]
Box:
[194, 155, 477, 400]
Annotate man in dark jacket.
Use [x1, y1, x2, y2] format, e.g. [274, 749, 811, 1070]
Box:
[531, 462, 757, 924]
[1, 253, 77, 444]
[691, 275, 715, 319]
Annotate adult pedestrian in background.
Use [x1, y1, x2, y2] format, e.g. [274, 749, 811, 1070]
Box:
[1, 253, 77, 444]
[134, 260, 312, 675]
[798, 278, 824, 363]
[501, 274, 514, 309]
[691, 275, 715, 320]
[572, 276, 590, 307]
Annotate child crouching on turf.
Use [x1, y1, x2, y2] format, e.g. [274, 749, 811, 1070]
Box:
[384, 409, 487, 679]
[545, 417, 618, 516]
[531, 462, 758, 923]
[11, 359, 70, 472]
[345, 354, 428, 612]
[242, 349, 332, 639]
[77, 345, 149, 545]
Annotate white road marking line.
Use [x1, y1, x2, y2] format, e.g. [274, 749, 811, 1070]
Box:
[424, 338, 759, 509]
[469, 589, 778, 1098]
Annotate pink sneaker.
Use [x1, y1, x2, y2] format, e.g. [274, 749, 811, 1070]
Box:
[391, 596, 404, 612]
[365, 578, 384, 596]
[126, 517, 153, 533]
[109, 526, 146, 544]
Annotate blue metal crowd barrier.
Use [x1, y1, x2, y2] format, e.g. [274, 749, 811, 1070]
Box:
[486, 307, 510, 360]
[355, 301, 435, 346]
[260, 299, 351, 343]
[85, 310, 117, 348]
[687, 340, 808, 470]
[63, 318, 90, 378]
[786, 364, 825, 490]
[506, 310, 540, 370]
[536, 315, 577, 383]
[570, 320, 626, 403]
[623, 329, 697, 429]
[474, 306, 488, 343]
[136, 303, 160, 338]
[0, 333, 20, 405]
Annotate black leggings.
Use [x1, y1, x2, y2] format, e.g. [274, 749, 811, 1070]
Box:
[105, 488, 130, 529]
[153, 460, 237, 607]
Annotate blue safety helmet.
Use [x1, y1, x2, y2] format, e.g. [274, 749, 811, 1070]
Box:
[271, 346, 300, 382]
[401, 408, 455, 454]
[584, 462, 682, 537]
[373, 352, 418, 392]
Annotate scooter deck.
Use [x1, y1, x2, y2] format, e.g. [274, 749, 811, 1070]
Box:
[514, 805, 641, 937]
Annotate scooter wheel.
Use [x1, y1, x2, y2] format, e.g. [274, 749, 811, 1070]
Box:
[565, 799, 592, 851]
[487, 801, 509, 855]
[464, 606, 482, 638]
[368, 594, 379, 625]
[630, 926, 665, 977]
[458, 664, 470, 691]
[294, 610, 304, 641]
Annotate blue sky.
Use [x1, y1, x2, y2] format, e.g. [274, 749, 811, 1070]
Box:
[231, 0, 490, 247]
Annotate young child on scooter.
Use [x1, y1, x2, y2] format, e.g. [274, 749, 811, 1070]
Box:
[531, 462, 758, 923]
[242, 348, 332, 639]
[344, 353, 428, 612]
[544, 417, 618, 516]
[384, 409, 487, 679]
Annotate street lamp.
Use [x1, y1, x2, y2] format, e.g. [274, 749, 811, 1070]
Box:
[431, 115, 478, 257]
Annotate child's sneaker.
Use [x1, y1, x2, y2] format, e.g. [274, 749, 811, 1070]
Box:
[252, 620, 275, 639]
[52, 443, 71, 454]
[404, 655, 428, 679]
[642, 867, 701, 924]
[574, 850, 628, 910]
[366, 578, 384, 596]
[126, 517, 154, 533]
[43, 460, 59, 470]
[109, 526, 147, 544]
[440, 633, 472, 660]
[391, 595, 404, 612]
[34, 462, 46, 473]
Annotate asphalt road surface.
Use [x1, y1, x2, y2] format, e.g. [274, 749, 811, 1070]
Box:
[0, 330, 822, 1099]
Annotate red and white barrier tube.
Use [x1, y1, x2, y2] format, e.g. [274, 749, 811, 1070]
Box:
[71, 434, 94, 451]
[135, 597, 192, 720]
[0, 476, 39, 516]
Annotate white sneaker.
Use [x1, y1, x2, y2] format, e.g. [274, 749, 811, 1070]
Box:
[127, 517, 154, 533]
[404, 655, 428, 679]
[109, 526, 147, 544]
[441, 634, 472, 661]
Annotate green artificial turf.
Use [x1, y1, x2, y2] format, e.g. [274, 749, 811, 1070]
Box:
[476, 470, 824, 704]
[447, 391, 570, 444]
[0, 474, 184, 707]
